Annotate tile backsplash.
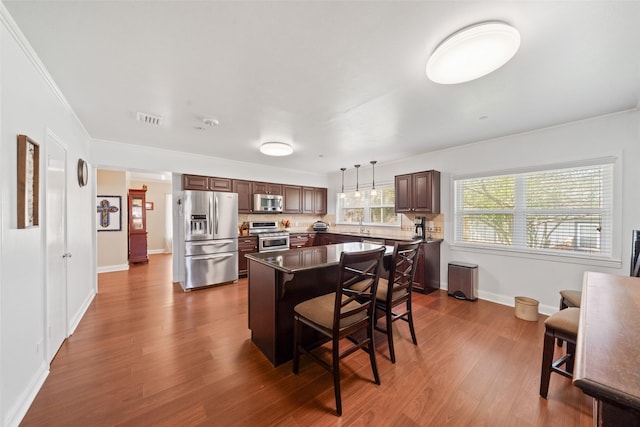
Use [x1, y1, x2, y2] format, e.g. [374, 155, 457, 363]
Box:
[239, 212, 444, 240]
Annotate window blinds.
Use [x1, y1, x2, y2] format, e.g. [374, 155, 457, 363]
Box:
[454, 161, 614, 257]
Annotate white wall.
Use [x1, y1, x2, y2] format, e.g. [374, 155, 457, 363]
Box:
[90, 138, 329, 188]
[0, 7, 95, 427]
[328, 110, 640, 313]
[2, 0, 639, 424]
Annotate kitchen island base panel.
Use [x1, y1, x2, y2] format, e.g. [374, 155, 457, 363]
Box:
[248, 259, 338, 366]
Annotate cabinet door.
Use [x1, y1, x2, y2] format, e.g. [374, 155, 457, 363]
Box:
[209, 177, 232, 192]
[314, 188, 327, 215]
[283, 185, 302, 213]
[267, 183, 282, 195]
[238, 236, 258, 276]
[422, 241, 441, 291]
[314, 234, 328, 246]
[128, 191, 146, 233]
[129, 233, 148, 263]
[306, 234, 316, 247]
[233, 180, 252, 213]
[302, 187, 315, 214]
[412, 244, 426, 292]
[183, 174, 210, 190]
[252, 182, 282, 195]
[413, 171, 433, 212]
[394, 174, 412, 212]
[128, 188, 148, 264]
[289, 234, 309, 249]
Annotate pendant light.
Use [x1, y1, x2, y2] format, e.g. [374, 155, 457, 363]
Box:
[370, 161, 377, 196]
[354, 164, 361, 198]
[340, 167, 346, 199]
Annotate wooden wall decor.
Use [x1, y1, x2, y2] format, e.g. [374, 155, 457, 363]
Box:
[17, 134, 40, 229]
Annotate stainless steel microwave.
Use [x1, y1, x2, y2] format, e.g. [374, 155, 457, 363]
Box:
[253, 194, 283, 213]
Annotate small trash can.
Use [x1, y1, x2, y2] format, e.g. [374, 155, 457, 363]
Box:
[514, 296, 539, 321]
[448, 262, 478, 301]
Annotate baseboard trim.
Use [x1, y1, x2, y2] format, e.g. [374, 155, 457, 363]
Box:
[4, 361, 48, 427]
[97, 264, 129, 274]
[439, 282, 555, 316]
[148, 249, 170, 255]
[68, 288, 96, 335]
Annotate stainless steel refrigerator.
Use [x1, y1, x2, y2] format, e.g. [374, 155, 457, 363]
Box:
[181, 190, 238, 291]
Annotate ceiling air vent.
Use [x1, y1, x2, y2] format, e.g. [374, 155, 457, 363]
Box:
[136, 112, 163, 126]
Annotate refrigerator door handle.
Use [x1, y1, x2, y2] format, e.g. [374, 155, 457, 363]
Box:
[189, 240, 235, 246]
[189, 253, 234, 261]
[208, 196, 213, 235]
[215, 195, 219, 235]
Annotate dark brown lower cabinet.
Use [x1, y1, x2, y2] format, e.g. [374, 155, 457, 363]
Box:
[386, 239, 440, 293]
[417, 241, 441, 293]
[289, 233, 309, 249]
[238, 236, 258, 276]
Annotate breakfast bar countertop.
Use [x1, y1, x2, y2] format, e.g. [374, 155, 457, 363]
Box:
[245, 242, 393, 274]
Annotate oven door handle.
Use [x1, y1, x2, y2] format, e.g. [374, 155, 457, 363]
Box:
[189, 253, 234, 261]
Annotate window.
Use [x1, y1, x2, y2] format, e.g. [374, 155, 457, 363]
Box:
[337, 186, 399, 226]
[454, 161, 614, 258]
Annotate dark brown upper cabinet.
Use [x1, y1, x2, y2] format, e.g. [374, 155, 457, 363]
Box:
[395, 170, 440, 213]
[252, 182, 282, 195]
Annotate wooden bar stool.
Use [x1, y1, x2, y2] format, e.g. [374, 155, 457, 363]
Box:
[540, 307, 580, 399]
[559, 290, 582, 309]
[557, 290, 581, 347]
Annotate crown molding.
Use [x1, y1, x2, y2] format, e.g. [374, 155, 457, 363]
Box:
[0, 3, 91, 139]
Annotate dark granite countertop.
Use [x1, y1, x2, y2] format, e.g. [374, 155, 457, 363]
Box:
[245, 242, 394, 274]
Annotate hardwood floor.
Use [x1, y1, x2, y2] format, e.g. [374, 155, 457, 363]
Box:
[21, 254, 593, 426]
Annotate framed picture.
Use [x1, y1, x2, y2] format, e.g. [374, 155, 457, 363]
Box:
[96, 195, 122, 232]
[17, 134, 40, 229]
[145, 201, 154, 210]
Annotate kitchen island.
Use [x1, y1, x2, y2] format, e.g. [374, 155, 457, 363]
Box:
[246, 242, 393, 366]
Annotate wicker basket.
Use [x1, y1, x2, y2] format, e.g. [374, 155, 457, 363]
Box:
[514, 296, 539, 321]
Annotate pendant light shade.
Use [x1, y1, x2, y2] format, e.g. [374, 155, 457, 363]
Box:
[426, 21, 520, 84]
[340, 167, 346, 199]
[354, 164, 361, 198]
[370, 161, 377, 196]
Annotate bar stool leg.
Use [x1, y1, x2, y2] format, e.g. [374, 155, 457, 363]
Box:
[540, 329, 555, 398]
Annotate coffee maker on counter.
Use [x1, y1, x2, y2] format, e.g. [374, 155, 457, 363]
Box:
[413, 216, 426, 240]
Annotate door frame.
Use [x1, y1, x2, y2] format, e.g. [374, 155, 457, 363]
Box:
[44, 129, 69, 363]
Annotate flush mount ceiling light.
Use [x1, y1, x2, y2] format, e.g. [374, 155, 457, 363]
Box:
[259, 141, 293, 156]
[426, 21, 520, 84]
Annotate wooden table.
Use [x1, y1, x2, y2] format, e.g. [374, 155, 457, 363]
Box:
[246, 243, 393, 366]
[573, 271, 640, 426]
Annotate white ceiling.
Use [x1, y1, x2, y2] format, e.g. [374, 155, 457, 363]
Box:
[5, 1, 640, 175]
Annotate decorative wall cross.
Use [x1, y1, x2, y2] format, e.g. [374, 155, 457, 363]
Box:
[97, 198, 120, 228]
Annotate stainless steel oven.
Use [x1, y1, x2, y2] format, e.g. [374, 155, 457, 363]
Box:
[249, 221, 290, 252]
[257, 232, 290, 252]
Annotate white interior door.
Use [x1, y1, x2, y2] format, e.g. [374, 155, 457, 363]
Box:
[46, 136, 67, 362]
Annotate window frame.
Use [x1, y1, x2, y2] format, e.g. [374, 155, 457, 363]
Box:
[451, 156, 622, 268]
[335, 184, 401, 227]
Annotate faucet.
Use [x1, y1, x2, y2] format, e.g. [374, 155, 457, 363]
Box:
[359, 218, 366, 234]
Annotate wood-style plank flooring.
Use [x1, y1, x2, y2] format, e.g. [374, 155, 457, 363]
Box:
[21, 254, 593, 426]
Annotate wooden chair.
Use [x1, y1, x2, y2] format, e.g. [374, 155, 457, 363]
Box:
[373, 241, 421, 363]
[559, 290, 582, 310]
[540, 307, 580, 399]
[292, 246, 385, 416]
[557, 290, 581, 347]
